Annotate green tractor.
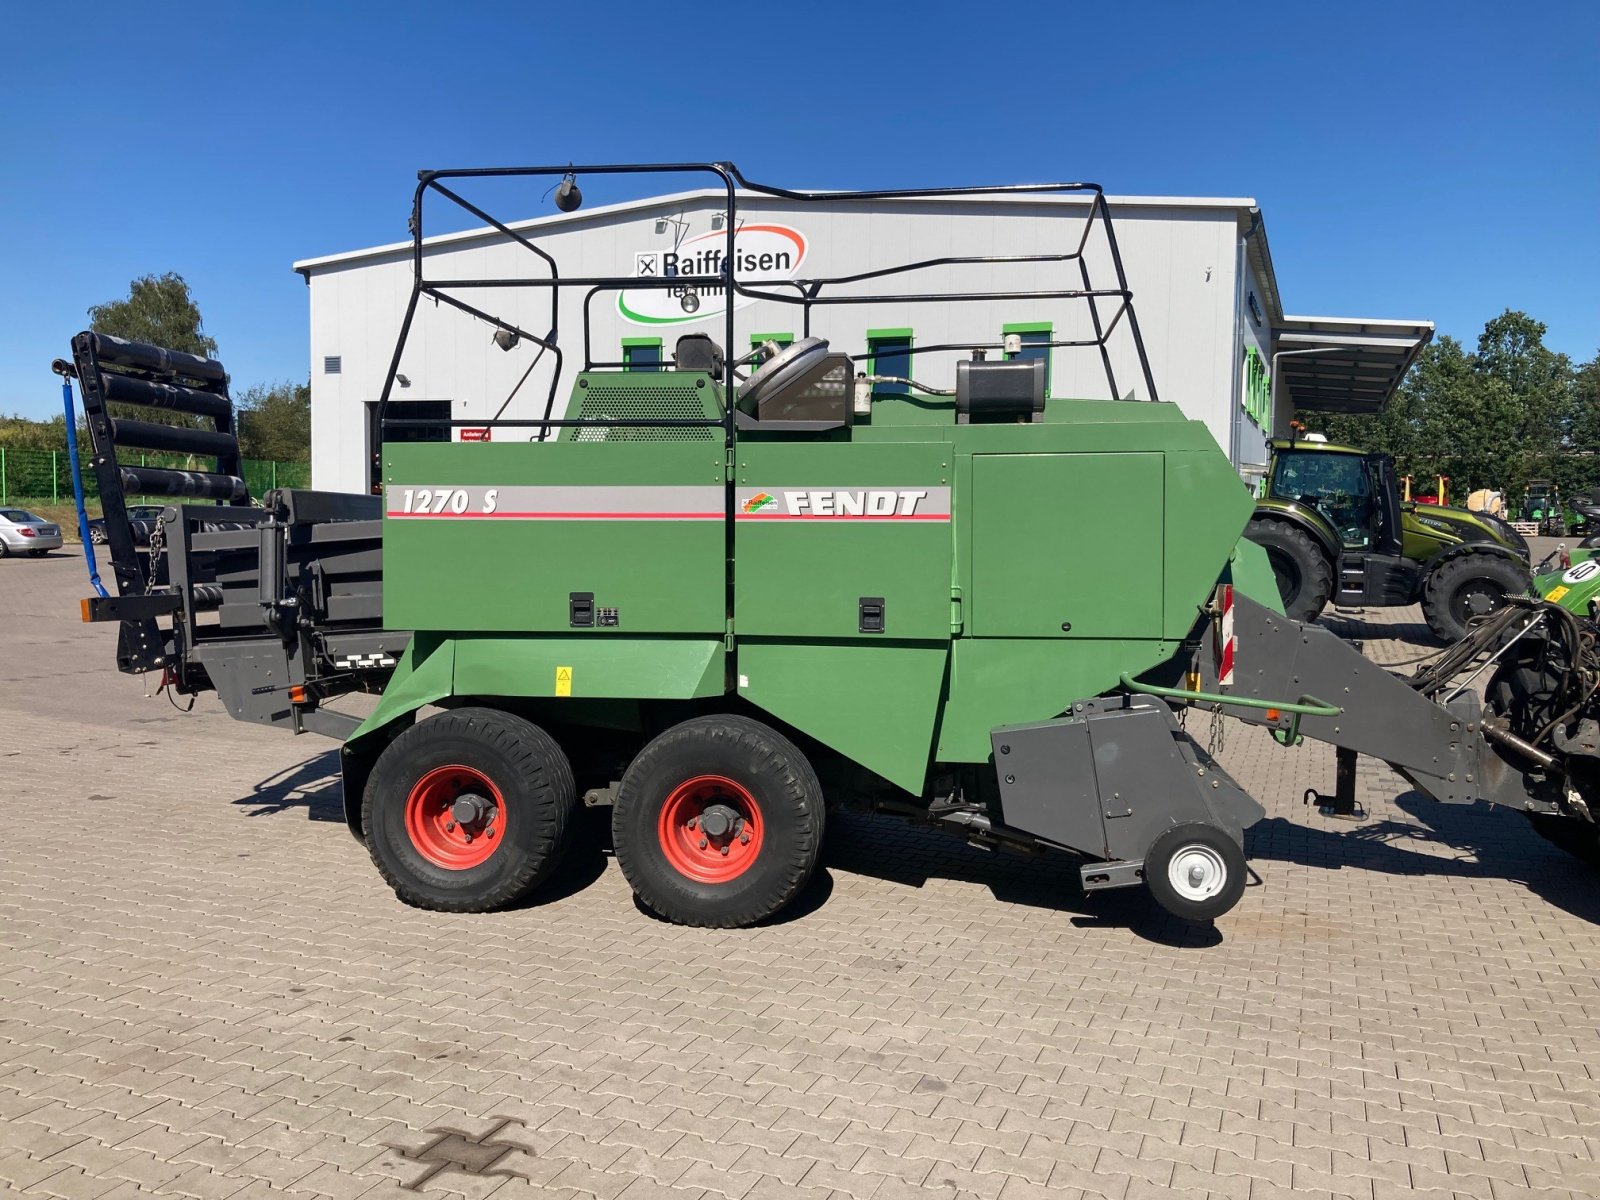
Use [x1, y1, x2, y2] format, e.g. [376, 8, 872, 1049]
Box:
[1246, 436, 1531, 642]
[1523, 478, 1566, 537]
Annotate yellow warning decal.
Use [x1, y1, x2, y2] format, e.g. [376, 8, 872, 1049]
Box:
[555, 665, 573, 697]
[1546, 586, 1569, 603]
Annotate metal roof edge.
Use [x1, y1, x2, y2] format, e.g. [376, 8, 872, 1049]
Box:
[292, 187, 1263, 275]
[1280, 314, 1436, 332]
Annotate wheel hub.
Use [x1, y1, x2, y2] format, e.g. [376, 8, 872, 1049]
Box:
[657, 775, 764, 883]
[451, 792, 494, 827]
[1168, 844, 1226, 902]
[405, 765, 505, 870]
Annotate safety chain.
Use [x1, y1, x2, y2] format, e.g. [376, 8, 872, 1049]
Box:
[1208, 702, 1226, 758]
[144, 515, 166, 596]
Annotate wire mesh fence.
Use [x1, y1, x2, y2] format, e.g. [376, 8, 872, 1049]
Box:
[0, 445, 309, 508]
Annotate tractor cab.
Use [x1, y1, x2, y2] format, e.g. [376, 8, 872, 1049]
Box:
[1264, 440, 1394, 552]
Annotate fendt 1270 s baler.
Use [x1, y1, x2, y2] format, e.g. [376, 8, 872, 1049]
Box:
[62, 163, 1599, 926]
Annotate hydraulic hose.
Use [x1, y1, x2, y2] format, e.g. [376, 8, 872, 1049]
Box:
[56, 368, 108, 599]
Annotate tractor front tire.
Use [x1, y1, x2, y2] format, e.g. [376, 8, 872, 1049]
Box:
[1421, 553, 1530, 643]
[1245, 518, 1332, 623]
[363, 707, 575, 912]
[612, 715, 825, 928]
[1144, 823, 1247, 922]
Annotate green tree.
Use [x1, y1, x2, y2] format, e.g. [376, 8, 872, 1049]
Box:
[236, 381, 310, 462]
[0, 413, 71, 451]
[1567, 353, 1600, 501]
[87, 273, 219, 360]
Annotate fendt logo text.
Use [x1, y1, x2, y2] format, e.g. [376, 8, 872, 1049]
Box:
[736, 487, 951, 521]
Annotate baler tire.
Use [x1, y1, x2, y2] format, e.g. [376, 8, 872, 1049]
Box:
[362, 707, 575, 913]
[1245, 518, 1332, 623]
[1421, 553, 1530, 643]
[612, 715, 824, 928]
[1144, 823, 1247, 922]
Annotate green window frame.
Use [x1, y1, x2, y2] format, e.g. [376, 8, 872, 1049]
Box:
[1241, 346, 1271, 428]
[749, 332, 794, 352]
[622, 337, 663, 372]
[1003, 321, 1052, 397]
[866, 328, 914, 396]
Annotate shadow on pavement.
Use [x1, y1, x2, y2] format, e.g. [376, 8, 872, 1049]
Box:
[233, 751, 345, 822]
[1319, 608, 1439, 646]
[509, 806, 613, 910]
[822, 809, 1219, 947]
[1247, 790, 1600, 926]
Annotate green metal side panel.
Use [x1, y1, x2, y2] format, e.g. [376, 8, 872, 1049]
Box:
[935, 636, 1176, 763]
[453, 635, 725, 700]
[737, 640, 948, 793]
[381, 441, 727, 634]
[558, 371, 722, 442]
[1226, 538, 1285, 615]
[969, 452, 1163, 639]
[734, 440, 953, 640]
[1536, 558, 1600, 614]
[1164, 449, 1256, 637]
[348, 633, 455, 746]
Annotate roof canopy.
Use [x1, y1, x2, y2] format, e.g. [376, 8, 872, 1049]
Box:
[1274, 316, 1434, 414]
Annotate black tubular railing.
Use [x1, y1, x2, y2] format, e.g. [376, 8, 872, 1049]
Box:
[372, 161, 1161, 447]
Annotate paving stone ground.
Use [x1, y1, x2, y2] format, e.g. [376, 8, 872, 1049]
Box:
[2, 545, 1596, 1200]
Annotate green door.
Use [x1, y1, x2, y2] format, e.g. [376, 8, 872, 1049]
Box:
[969, 452, 1163, 639]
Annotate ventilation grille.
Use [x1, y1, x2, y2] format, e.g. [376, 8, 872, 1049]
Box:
[324, 355, 342, 375]
[567, 384, 716, 441]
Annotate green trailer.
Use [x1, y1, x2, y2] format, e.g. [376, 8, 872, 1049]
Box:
[66, 163, 1599, 927]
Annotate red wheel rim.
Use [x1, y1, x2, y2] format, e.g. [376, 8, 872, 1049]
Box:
[657, 774, 764, 883]
[404, 765, 506, 870]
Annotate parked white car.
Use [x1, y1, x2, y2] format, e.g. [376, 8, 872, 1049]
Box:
[0, 508, 64, 556]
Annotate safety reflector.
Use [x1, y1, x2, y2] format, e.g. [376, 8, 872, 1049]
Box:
[80, 598, 91, 623]
[1214, 583, 1235, 687]
[288, 685, 307, 704]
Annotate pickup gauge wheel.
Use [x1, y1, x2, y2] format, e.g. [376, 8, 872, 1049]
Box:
[612, 715, 824, 927]
[1144, 823, 1247, 922]
[363, 708, 575, 912]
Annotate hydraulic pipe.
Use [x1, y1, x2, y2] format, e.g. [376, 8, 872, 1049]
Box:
[57, 369, 108, 599]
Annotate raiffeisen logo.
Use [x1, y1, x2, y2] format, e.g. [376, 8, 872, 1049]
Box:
[742, 491, 777, 514]
[619, 224, 807, 326]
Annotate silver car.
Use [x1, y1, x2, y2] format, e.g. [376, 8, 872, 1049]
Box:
[0, 508, 65, 556]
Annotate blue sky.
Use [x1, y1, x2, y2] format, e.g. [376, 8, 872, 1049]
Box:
[1, 1, 1595, 419]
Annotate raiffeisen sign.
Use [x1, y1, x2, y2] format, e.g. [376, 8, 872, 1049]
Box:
[618, 224, 807, 326]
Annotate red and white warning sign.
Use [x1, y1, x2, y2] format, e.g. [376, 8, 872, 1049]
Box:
[1214, 584, 1235, 687]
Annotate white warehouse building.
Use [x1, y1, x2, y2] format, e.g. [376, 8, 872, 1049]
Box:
[293, 186, 1432, 495]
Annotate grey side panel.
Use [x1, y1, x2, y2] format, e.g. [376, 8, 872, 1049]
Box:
[1197, 592, 1545, 810]
[201, 641, 302, 729]
[992, 697, 1265, 861]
